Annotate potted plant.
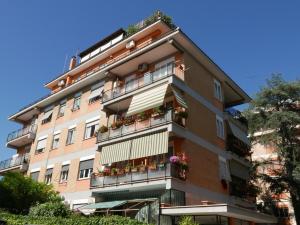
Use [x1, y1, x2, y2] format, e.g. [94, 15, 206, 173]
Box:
[99, 125, 108, 133]
[139, 164, 146, 172]
[111, 168, 118, 176]
[125, 164, 131, 173]
[175, 109, 188, 126]
[137, 111, 149, 122]
[124, 116, 135, 126]
[148, 162, 157, 171]
[152, 105, 165, 118]
[131, 166, 138, 173]
[111, 120, 123, 130]
[103, 167, 110, 176]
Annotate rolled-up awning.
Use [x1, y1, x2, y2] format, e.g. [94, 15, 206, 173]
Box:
[100, 140, 132, 165]
[130, 132, 168, 160]
[172, 86, 188, 108]
[126, 83, 168, 116]
[228, 122, 250, 145]
[229, 160, 249, 179]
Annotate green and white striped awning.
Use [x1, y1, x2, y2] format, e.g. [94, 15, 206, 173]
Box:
[100, 140, 132, 165]
[99, 132, 169, 164]
[126, 83, 168, 116]
[80, 200, 127, 210]
[130, 132, 168, 160]
[172, 86, 188, 109]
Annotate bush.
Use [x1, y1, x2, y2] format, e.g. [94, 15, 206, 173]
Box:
[29, 202, 71, 217]
[179, 216, 199, 225]
[0, 211, 149, 225]
[0, 172, 61, 214]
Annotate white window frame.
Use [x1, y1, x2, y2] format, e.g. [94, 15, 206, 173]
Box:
[72, 93, 81, 111]
[84, 120, 99, 140]
[66, 127, 76, 145]
[44, 171, 52, 185]
[51, 133, 60, 149]
[58, 101, 66, 117]
[60, 165, 69, 183]
[78, 168, 93, 179]
[214, 79, 223, 102]
[216, 115, 225, 139]
[36, 138, 47, 153]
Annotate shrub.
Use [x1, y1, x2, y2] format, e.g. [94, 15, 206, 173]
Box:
[0, 172, 61, 214]
[0, 211, 149, 225]
[29, 202, 71, 217]
[179, 216, 199, 225]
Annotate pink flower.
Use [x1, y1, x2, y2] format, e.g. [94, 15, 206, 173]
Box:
[170, 156, 180, 164]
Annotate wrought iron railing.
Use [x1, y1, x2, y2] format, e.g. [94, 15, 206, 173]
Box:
[0, 154, 29, 171]
[7, 125, 37, 143]
[97, 109, 182, 142]
[90, 163, 178, 188]
[102, 62, 175, 102]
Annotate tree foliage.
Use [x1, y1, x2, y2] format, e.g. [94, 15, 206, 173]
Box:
[29, 202, 71, 218]
[245, 74, 300, 224]
[0, 172, 61, 214]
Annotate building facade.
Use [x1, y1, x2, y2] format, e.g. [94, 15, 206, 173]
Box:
[1, 12, 276, 225]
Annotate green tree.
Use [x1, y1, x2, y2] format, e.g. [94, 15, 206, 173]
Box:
[245, 74, 300, 224]
[179, 216, 199, 225]
[0, 172, 61, 214]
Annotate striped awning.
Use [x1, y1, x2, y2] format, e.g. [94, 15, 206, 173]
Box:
[80, 200, 127, 210]
[126, 83, 168, 116]
[100, 140, 132, 165]
[172, 86, 188, 108]
[130, 132, 168, 160]
[228, 122, 250, 145]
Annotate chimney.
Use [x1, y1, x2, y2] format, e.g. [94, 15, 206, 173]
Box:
[69, 56, 77, 70]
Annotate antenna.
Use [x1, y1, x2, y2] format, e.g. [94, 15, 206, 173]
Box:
[62, 54, 68, 72]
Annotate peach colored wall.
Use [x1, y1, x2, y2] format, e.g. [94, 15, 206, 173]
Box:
[49, 28, 166, 92]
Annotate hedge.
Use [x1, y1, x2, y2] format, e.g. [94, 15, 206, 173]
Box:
[0, 212, 150, 225]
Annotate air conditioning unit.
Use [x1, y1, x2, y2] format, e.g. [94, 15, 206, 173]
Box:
[138, 63, 149, 72]
[58, 80, 65, 87]
[126, 40, 135, 49]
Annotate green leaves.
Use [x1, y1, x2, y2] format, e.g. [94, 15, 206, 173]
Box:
[246, 74, 300, 223]
[0, 172, 61, 214]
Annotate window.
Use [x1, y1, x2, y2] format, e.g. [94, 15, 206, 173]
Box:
[30, 171, 40, 181]
[51, 133, 60, 149]
[41, 109, 53, 124]
[219, 157, 231, 181]
[216, 116, 225, 139]
[72, 93, 81, 111]
[36, 138, 47, 153]
[78, 159, 94, 179]
[44, 168, 53, 184]
[88, 83, 103, 104]
[57, 101, 66, 117]
[66, 127, 76, 145]
[84, 120, 99, 139]
[125, 75, 136, 92]
[214, 79, 223, 101]
[60, 164, 69, 183]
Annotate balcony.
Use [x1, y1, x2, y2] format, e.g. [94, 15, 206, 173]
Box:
[0, 154, 29, 174]
[226, 135, 251, 159]
[102, 62, 176, 103]
[97, 109, 186, 143]
[7, 125, 37, 148]
[91, 163, 181, 188]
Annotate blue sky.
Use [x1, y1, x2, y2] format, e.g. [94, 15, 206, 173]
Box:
[0, 1, 299, 161]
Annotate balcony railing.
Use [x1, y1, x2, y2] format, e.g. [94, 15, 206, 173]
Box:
[0, 154, 29, 171]
[97, 109, 183, 142]
[102, 62, 175, 103]
[91, 163, 178, 188]
[7, 125, 37, 143]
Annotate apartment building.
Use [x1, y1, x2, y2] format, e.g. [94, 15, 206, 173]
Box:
[252, 141, 297, 225]
[1, 11, 276, 225]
